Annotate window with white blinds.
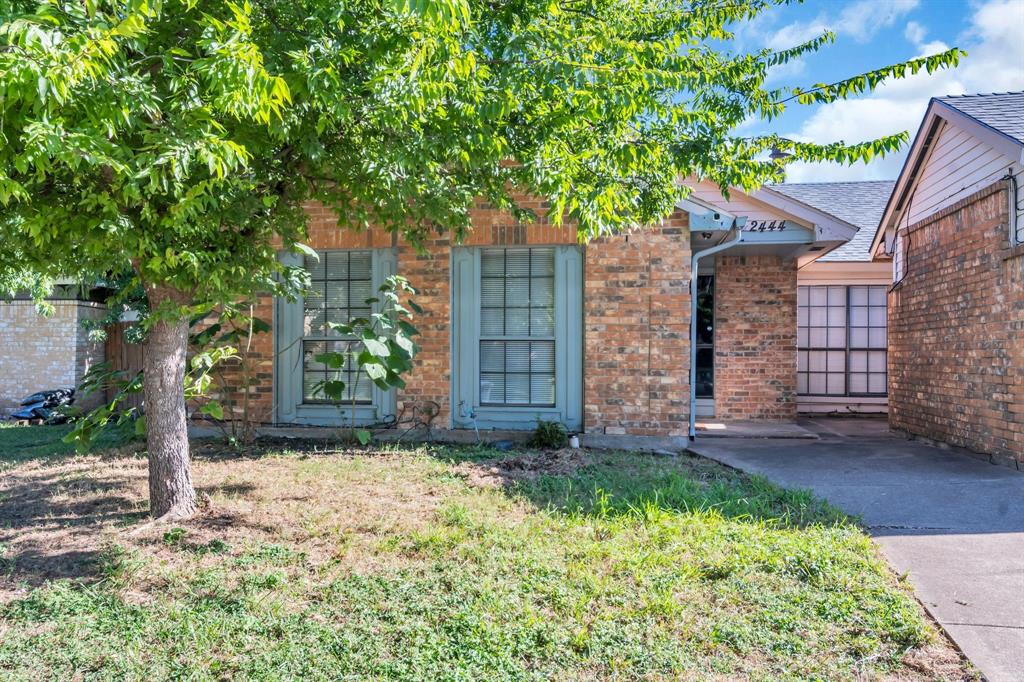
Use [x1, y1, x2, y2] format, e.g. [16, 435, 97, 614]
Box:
[478, 248, 556, 407]
[798, 285, 887, 397]
[301, 250, 374, 404]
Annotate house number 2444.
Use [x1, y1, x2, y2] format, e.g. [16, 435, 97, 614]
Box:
[745, 219, 787, 232]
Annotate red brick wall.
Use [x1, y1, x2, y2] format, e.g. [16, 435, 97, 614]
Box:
[889, 182, 1024, 462]
[220, 201, 807, 434]
[231, 198, 579, 428]
[713, 254, 798, 420]
[583, 212, 692, 436]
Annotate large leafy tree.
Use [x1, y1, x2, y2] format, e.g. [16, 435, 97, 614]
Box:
[0, 0, 962, 519]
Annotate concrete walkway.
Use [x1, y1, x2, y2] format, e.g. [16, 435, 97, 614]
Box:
[688, 418, 1024, 682]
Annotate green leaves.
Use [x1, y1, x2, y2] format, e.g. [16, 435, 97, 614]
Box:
[783, 48, 967, 106]
[310, 275, 421, 440]
[0, 0, 967, 320]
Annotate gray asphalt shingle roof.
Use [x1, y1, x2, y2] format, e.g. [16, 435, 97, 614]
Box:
[769, 181, 896, 262]
[937, 91, 1024, 145]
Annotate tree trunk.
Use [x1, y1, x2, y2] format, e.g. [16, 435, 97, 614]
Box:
[142, 286, 197, 519]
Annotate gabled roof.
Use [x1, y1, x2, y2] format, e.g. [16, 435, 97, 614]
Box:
[937, 92, 1024, 145]
[769, 181, 895, 262]
[870, 92, 1024, 257]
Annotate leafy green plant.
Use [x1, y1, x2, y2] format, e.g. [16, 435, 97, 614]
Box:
[188, 302, 274, 446]
[312, 275, 421, 445]
[527, 420, 568, 449]
[65, 335, 240, 450]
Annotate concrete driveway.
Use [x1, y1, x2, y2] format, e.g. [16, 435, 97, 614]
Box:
[688, 418, 1024, 682]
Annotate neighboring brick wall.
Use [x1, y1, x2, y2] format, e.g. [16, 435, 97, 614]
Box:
[713, 255, 798, 420]
[889, 182, 1024, 462]
[583, 212, 692, 436]
[0, 300, 106, 415]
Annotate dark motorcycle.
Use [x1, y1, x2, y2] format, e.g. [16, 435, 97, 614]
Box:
[10, 388, 76, 424]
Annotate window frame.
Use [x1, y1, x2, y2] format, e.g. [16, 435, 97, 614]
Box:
[274, 248, 398, 426]
[451, 246, 583, 431]
[798, 284, 887, 399]
[300, 250, 376, 406]
[477, 249, 557, 408]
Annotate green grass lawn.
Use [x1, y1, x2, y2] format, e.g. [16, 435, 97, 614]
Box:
[0, 421, 134, 471]
[0, 426, 971, 680]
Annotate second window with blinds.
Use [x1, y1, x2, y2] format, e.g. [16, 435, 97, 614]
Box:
[797, 285, 887, 397]
[479, 249, 556, 407]
[451, 246, 583, 430]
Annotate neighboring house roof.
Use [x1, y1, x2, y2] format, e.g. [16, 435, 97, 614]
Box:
[768, 181, 895, 262]
[870, 91, 1024, 257]
[937, 92, 1024, 146]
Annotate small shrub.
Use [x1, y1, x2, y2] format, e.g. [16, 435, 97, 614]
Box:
[527, 420, 568, 449]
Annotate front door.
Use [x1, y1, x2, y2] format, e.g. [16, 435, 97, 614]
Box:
[695, 273, 715, 417]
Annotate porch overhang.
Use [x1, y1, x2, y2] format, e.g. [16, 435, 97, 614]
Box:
[688, 219, 819, 262]
[678, 195, 854, 266]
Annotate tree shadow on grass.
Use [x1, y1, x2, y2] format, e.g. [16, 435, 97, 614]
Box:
[0, 459, 265, 592]
[0, 463, 149, 590]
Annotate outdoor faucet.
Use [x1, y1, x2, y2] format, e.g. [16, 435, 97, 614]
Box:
[457, 400, 481, 442]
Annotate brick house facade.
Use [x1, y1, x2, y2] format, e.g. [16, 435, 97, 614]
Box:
[871, 92, 1024, 465]
[199, 180, 856, 438]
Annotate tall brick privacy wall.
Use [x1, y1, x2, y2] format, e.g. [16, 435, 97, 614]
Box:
[0, 301, 107, 415]
[713, 254, 798, 420]
[889, 182, 1024, 463]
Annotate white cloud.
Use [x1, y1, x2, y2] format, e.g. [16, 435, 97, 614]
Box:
[765, 20, 831, 51]
[836, 0, 920, 42]
[782, 0, 1024, 183]
[758, 1, 921, 85]
[904, 20, 927, 45]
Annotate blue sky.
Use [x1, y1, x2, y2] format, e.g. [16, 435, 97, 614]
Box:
[734, 0, 1024, 182]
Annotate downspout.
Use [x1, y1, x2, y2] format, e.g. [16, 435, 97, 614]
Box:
[688, 228, 746, 441]
[1006, 172, 1020, 246]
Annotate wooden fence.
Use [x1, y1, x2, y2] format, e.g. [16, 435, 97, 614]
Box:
[105, 322, 145, 413]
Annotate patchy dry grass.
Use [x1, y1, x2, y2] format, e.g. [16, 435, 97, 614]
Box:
[0, 426, 974, 680]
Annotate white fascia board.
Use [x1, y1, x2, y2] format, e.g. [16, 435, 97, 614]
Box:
[870, 107, 943, 258]
[675, 196, 737, 221]
[872, 100, 1024, 258]
[752, 187, 858, 244]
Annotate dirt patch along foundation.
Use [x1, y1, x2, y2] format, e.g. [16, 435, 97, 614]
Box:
[452, 448, 591, 488]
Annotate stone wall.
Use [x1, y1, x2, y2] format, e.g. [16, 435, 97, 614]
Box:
[713, 254, 798, 420]
[888, 181, 1024, 463]
[0, 301, 106, 415]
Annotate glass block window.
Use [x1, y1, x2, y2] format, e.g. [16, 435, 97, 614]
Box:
[301, 250, 374, 404]
[798, 285, 887, 397]
[478, 248, 556, 406]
